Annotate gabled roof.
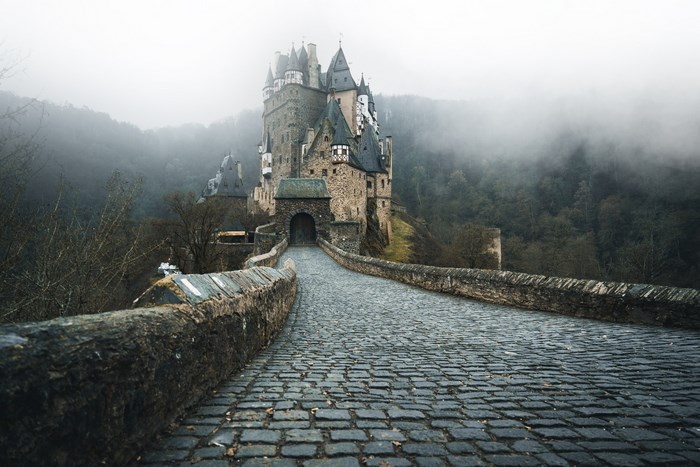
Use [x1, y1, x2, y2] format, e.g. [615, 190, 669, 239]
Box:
[264, 66, 274, 87]
[326, 46, 356, 92]
[275, 178, 331, 199]
[205, 155, 247, 198]
[313, 98, 351, 136]
[357, 128, 387, 174]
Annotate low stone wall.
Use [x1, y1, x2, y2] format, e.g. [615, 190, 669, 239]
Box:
[253, 222, 277, 256]
[319, 239, 700, 329]
[0, 261, 297, 466]
[245, 238, 288, 269]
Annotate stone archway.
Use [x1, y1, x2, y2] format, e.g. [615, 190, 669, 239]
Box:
[289, 212, 317, 244]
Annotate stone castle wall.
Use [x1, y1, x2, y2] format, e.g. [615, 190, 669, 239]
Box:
[329, 221, 361, 254]
[319, 239, 700, 329]
[0, 263, 297, 466]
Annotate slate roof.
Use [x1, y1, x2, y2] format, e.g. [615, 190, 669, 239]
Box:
[332, 113, 349, 146]
[287, 47, 301, 71]
[275, 55, 288, 78]
[263, 130, 272, 154]
[275, 178, 331, 199]
[264, 66, 274, 87]
[205, 155, 247, 198]
[357, 127, 387, 174]
[326, 46, 356, 91]
[358, 75, 369, 96]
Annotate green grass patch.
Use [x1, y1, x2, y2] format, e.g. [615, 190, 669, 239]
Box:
[381, 214, 414, 263]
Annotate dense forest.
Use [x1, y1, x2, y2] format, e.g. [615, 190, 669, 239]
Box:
[1, 88, 698, 323]
[376, 95, 700, 288]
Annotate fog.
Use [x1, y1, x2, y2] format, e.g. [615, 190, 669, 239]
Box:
[1, 0, 699, 161]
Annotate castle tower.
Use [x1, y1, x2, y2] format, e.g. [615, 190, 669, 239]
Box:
[263, 66, 274, 100]
[261, 131, 272, 179]
[274, 52, 287, 92]
[285, 46, 303, 85]
[326, 46, 357, 133]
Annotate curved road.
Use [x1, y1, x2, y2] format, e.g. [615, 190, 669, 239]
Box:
[142, 246, 700, 466]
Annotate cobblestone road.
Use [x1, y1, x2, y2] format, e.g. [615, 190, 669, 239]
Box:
[141, 247, 700, 466]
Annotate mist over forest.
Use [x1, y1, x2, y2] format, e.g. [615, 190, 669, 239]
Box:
[1, 87, 699, 290]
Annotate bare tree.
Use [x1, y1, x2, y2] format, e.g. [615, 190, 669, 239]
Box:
[162, 192, 231, 274]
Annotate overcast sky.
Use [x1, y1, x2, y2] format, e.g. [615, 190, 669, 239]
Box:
[1, 0, 699, 130]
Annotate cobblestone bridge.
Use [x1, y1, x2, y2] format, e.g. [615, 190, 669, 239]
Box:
[142, 247, 700, 466]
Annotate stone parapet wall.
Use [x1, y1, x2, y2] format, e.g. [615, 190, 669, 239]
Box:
[253, 222, 277, 256]
[0, 262, 297, 466]
[245, 238, 288, 269]
[319, 239, 700, 329]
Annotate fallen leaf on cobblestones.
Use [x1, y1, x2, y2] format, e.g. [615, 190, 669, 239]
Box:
[186, 425, 195, 431]
[379, 461, 391, 467]
[225, 447, 236, 457]
[391, 441, 402, 447]
[265, 407, 275, 414]
[311, 407, 318, 413]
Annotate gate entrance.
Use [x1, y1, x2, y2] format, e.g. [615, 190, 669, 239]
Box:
[289, 213, 316, 244]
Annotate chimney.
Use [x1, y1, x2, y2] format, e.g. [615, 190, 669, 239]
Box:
[307, 43, 319, 89]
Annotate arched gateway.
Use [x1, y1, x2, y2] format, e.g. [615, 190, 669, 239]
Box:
[289, 213, 316, 244]
[275, 178, 332, 245]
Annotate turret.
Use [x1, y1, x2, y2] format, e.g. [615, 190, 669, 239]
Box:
[262, 131, 272, 178]
[285, 46, 303, 85]
[274, 52, 287, 92]
[331, 114, 350, 164]
[263, 65, 274, 100]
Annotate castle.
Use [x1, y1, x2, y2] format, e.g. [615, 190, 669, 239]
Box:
[252, 42, 393, 249]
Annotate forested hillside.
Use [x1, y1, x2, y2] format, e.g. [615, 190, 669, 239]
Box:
[377, 95, 700, 288]
[0, 91, 261, 218]
[1, 90, 698, 289]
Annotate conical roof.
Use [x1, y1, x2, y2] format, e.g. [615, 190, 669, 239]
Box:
[332, 113, 349, 146]
[263, 130, 272, 154]
[298, 44, 308, 70]
[287, 46, 301, 71]
[358, 74, 369, 96]
[264, 65, 274, 87]
[275, 54, 288, 78]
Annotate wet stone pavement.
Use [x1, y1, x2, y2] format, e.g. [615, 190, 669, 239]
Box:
[140, 246, 700, 466]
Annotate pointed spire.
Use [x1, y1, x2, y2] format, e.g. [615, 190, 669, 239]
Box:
[358, 74, 368, 96]
[264, 65, 274, 87]
[287, 45, 301, 71]
[332, 113, 348, 147]
[264, 130, 272, 154]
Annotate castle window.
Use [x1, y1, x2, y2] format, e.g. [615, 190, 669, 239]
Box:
[324, 136, 329, 142]
[333, 168, 337, 175]
[382, 201, 385, 207]
[356, 207, 359, 214]
[320, 151, 325, 157]
[310, 169, 314, 175]
[337, 98, 341, 104]
[367, 181, 372, 189]
[381, 179, 385, 188]
[322, 169, 328, 176]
